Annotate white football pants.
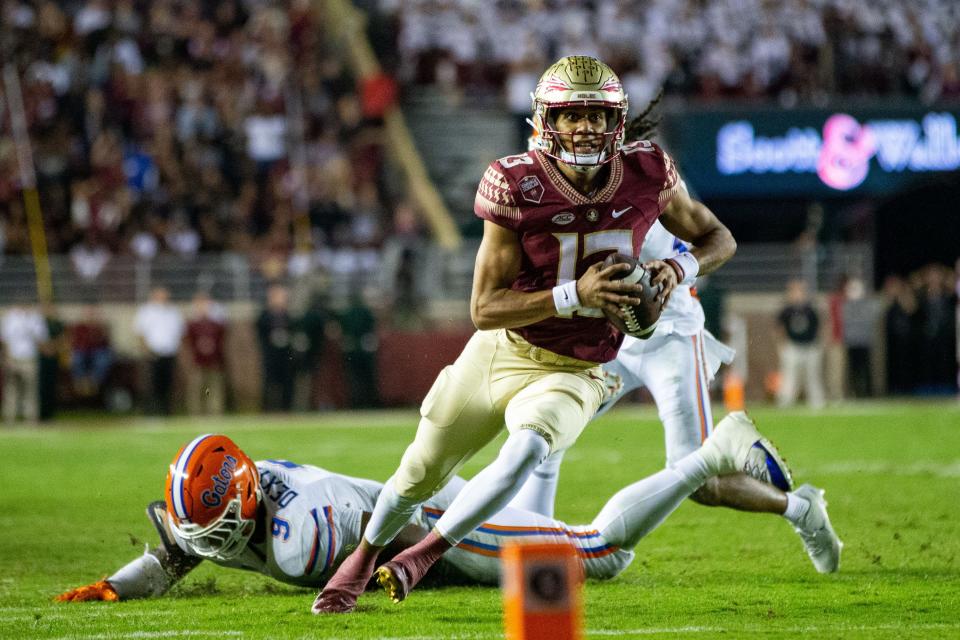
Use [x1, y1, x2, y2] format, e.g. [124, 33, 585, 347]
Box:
[598, 330, 734, 464]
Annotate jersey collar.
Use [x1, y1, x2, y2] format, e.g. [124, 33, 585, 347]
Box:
[535, 150, 623, 206]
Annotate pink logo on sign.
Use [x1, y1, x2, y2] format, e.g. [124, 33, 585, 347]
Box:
[817, 114, 877, 190]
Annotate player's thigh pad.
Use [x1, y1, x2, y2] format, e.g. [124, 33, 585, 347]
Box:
[394, 332, 504, 499]
[504, 369, 605, 454]
[601, 338, 647, 396]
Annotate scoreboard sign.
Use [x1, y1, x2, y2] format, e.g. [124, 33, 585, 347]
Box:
[665, 106, 960, 198]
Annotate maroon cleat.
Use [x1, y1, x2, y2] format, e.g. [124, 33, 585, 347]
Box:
[311, 588, 359, 614]
[374, 531, 451, 603]
[311, 544, 381, 614]
[375, 560, 414, 604]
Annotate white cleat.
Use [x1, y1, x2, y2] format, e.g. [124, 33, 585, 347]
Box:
[792, 483, 843, 574]
[700, 411, 794, 491]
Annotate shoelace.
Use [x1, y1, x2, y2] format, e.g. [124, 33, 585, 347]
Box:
[742, 459, 771, 484]
[796, 521, 830, 557]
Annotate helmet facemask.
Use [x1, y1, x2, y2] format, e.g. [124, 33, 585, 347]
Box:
[171, 492, 260, 561]
[534, 103, 626, 172]
[529, 56, 628, 172]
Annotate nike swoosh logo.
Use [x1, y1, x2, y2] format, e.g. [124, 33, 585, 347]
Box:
[611, 206, 632, 218]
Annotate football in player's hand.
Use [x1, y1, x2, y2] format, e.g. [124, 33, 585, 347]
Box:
[602, 253, 661, 339]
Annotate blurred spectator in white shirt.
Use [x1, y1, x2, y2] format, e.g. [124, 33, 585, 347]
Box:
[133, 286, 185, 415]
[245, 101, 287, 168]
[70, 234, 111, 282]
[1, 303, 49, 423]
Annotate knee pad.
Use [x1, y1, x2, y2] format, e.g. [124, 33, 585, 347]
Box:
[393, 436, 451, 501]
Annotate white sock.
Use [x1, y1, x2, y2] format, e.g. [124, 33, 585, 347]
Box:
[591, 465, 698, 550]
[782, 491, 810, 525]
[107, 550, 170, 599]
[509, 450, 565, 517]
[364, 479, 423, 547]
[434, 429, 550, 544]
[670, 450, 712, 488]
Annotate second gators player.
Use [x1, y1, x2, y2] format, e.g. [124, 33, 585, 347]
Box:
[313, 55, 737, 613]
[514, 220, 843, 574]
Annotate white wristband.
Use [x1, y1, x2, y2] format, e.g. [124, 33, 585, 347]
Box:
[666, 252, 699, 286]
[552, 280, 581, 314]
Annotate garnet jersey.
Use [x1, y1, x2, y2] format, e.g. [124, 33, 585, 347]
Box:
[474, 142, 680, 363]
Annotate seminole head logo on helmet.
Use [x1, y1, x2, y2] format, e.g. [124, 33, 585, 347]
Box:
[530, 56, 628, 171]
[165, 434, 261, 561]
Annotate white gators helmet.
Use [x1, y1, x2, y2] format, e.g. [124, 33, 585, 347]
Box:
[530, 56, 628, 169]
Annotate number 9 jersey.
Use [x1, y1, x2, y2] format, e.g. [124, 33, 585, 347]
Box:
[474, 142, 680, 363]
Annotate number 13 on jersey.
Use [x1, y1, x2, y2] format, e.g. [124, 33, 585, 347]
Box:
[552, 229, 633, 318]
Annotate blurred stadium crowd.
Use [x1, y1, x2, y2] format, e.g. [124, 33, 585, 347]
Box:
[381, 0, 960, 108]
[0, 0, 957, 417]
[2, 0, 960, 264]
[1, 280, 381, 420]
[774, 263, 958, 411]
[0, 0, 417, 283]
[2, 256, 954, 421]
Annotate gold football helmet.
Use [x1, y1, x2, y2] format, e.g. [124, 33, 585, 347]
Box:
[530, 56, 628, 169]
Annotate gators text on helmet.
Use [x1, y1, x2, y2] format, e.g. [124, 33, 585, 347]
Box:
[165, 433, 261, 561]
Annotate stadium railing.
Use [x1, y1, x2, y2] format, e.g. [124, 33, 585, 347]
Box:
[0, 242, 872, 306]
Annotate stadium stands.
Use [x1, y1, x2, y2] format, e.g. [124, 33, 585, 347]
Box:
[0, 0, 956, 410]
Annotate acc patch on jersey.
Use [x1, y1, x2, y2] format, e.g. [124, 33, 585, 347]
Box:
[519, 175, 544, 204]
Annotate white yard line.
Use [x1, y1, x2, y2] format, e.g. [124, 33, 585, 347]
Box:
[10, 618, 958, 640]
[588, 622, 960, 635]
[46, 632, 243, 640]
[378, 636, 491, 640]
[5, 610, 177, 623]
[372, 622, 960, 639]
[588, 627, 721, 635]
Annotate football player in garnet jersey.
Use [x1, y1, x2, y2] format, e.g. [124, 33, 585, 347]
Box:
[313, 55, 737, 613]
[513, 109, 842, 574]
[59, 421, 795, 601]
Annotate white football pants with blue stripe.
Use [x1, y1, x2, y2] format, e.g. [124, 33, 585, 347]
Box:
[599, 329, 735, 464]
[420, 455, 708, 584]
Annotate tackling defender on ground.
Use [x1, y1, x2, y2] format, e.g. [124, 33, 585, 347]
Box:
[58, 415, 802, 601]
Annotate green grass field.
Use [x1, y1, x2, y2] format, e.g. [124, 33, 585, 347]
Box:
[2, 402, 958, 639]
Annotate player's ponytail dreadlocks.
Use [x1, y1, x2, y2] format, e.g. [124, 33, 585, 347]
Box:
[623, 89, 664, 143]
